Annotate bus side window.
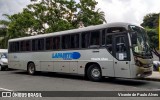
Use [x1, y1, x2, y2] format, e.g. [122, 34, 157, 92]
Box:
[46, 37, 53, 50]
[10, 42, 19, 52]
[20, 41, 26, 51]
[106, 35, 113, 54]
[53, 37, 60, 49]
[9, 43, 12, 52]
[26, 40, 31, 51]
[20, 40, 31, 51]
[32, 39, 37, 51]
[62, 35, 70, 49]
[81, 32, 89, 48]
[15, 42, 19, 52]
[32, 39, 44, 51]
[102, 29, 105, 47]
[71, 34, 79, 49]
[89, 30, 100, 48]
[38, 39, 44, 50]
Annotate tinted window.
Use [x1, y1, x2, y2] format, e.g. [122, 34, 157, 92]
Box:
[71, 34, 79, 48]
[9, 42, 19, 52]
[53, 37, 60, 49]
[9, 43, 12, 52]
[102, 30, 105, 47]
[107, 27, 126, 33]
[81, 32, 89, 48]
[32, 38, 44, 51]
[46, 37, 53, 50]
[38, 39, 44, 50]
[32, 39, 37, 51]
[62, 35, 70, 49]
[26, 40, 31, 51]
[20, 40, 30, 51]
[20, 41, 26, 51]
[9, 42, 13, 52]
[106, 35, 113, 54]
[89, 30, 100, 48]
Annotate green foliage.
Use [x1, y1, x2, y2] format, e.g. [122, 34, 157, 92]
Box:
[0, 11, 36, 48]
[0, 14, 10, 48]
[141, 13, 159, 48]
[145, 27, 158, 48]
[27, 0, 106, 32]
[141, 13, 159, 28]
[0, 27, 7, 36]
[0, 0, 106, 48]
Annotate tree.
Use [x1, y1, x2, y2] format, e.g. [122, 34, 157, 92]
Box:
[145, 27, 158, 48]
[0, 14, 10, 37]
[28, 0, 106, 32]
[141, 13, 159, 48]
[76, 0, 106, 26]
[0, 0, 107, 48]
[141, 13, 159, 28]
[0, 11, 37, 48]
[0, 14, 11, 48]
[0, 26, 7, 37]
[7, 9, 37, 38]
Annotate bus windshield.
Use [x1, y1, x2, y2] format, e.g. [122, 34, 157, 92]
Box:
[1, 53, 8, 58]
[129, 25, 152, 57]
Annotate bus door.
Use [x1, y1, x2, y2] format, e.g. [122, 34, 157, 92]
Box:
[106, 33, 131, 78]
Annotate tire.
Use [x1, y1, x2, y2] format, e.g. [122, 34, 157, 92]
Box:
[27, 63, 36, 75]
[153, 65, 159, 71]
[0, 65, 2, 71]
[4, 66, 8, 71]
[87, 64, 102, 82]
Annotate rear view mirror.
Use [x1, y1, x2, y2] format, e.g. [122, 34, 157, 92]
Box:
[131, 32, 137, 44]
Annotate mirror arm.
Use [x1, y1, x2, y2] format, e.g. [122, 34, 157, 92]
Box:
[151, 47, 160, 61]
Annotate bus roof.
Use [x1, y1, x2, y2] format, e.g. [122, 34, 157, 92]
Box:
[9, 22, 132, 42]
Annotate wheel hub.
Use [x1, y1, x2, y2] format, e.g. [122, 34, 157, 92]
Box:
[29, 64, 34, 74]
[91, 68, 100, 78]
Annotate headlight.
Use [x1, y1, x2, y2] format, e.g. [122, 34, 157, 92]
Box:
[135, 60, 143, 66]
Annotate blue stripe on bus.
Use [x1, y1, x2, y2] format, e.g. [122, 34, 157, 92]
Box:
[52, 52, 81, 60]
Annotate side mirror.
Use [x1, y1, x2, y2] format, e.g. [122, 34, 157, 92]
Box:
[1, 55, 5, 58]
[131, 32, 137, 44]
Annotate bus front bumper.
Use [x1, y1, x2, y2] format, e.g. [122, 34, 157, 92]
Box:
[136, 67, 152, 78]
[0, 63, 8, 70]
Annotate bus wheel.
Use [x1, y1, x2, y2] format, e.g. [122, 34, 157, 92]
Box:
[27, 63, 36, 75]
[87, 64, 102, 82]
[0, 65, 2, 71]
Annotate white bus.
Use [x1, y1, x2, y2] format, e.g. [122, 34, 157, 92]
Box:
[8, 22, 153, 81]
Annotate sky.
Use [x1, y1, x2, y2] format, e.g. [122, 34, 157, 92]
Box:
[0, 0, 160, 25]
[96, 0, 160, 25]
[0, 0, 31, 20]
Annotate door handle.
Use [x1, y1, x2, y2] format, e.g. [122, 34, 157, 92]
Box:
[126, 62, 128, 64]
[115, 62, 117, 64]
